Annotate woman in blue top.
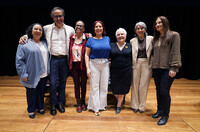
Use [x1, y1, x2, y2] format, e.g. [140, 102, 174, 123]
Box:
[16, 23, 50, 119]
[85, 20, 111, 116]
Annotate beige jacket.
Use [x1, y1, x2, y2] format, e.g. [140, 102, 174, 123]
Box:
[130, 36, 153, 69]
[152, 31, 181, 72]
[43, 23, 75, 55]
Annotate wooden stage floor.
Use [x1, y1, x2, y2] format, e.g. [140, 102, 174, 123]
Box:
[0, 76, 200, 132]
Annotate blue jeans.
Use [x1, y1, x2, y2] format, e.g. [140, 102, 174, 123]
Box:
[153, 69, 174, 116]
[26, 77, 48, 113]
[50, 56, 68, 106]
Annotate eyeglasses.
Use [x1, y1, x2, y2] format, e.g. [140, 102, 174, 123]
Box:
[75, 25, 84, 28]
[53, 15, 63, 18]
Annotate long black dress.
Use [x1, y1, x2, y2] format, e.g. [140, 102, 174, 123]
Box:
[110, 43, 132, 95]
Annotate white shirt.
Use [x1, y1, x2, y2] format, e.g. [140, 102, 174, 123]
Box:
[36, 42, 48, 78]
[51, 25, 67, 56]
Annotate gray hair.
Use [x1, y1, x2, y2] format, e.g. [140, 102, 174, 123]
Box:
[135, 21, 147, 31]
[134, 21, 148, 36]
[50, 7, 65, 18]
[115, 28, 127, 38]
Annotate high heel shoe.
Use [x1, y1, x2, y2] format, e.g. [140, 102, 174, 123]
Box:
[116, 107, 121, 114]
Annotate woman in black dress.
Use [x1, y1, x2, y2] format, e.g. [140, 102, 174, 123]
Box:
[110, 28, 132, 114]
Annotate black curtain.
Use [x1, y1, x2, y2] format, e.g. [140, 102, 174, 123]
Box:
[1, 4, 200, 80]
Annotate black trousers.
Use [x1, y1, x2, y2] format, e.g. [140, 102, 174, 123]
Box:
[26, 77, 48, 113]
[153, 69, 174, 116]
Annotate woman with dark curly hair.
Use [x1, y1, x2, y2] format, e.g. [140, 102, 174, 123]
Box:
[16, 23, 50, 119]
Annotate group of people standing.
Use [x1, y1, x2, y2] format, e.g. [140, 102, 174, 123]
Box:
[16, 7, 181, 126]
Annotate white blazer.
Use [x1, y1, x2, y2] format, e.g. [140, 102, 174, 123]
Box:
[43, 23, 75, 55]
[130, 36, 153, 69]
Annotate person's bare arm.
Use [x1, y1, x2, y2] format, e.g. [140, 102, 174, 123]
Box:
[85, 47, 91, 78]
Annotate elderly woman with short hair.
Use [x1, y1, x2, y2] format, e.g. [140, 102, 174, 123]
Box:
[110, 28, 132, 114]
[130, 22, 153, 113]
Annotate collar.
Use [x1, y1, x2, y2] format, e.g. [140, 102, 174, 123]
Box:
[72, 33, 86, 40]
[52, 23, 64, 29]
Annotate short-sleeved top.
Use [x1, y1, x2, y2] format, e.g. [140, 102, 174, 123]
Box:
[110, 42, 132, 95]
[86, 36, 111, 59]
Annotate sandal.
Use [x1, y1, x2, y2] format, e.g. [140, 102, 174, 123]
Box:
[94, 111, 100, 116]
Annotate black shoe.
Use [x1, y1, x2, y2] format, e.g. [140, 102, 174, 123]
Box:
[56, 104, 65, 113]
[81, 104, 87, 111]
[50, 105, 57, 116]
[139, 110, 144, 113]
[116, 107, 121, 114]
[76, 105, 82, 113]
[133, 109, 139, 113]
[157, 116, 169, 125]
[38, 109, 45, 114]
[29, 113, 35, 119]
[152, 111, 163, 118]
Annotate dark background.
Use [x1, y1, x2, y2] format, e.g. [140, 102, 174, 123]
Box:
[1, 1, 200, 80]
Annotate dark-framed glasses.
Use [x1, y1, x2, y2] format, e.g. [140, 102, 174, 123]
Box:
[53, 15, 63, 19]
[75, 25, 84, 28]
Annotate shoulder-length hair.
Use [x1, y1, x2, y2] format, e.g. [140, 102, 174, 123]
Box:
[26, 23, 45, 41]
[91, 20, 106, 37]
[134, 21, 148, 37]
[152, 16, 171, 45]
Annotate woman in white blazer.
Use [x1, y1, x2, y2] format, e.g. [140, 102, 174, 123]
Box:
[130, 22, 153, 113]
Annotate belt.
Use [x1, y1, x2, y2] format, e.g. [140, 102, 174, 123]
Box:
[52, 55, 67, 58]
[90, 58, 109, 64]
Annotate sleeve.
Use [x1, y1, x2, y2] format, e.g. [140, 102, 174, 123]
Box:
[86, 38, 91, 48]
[15, 45, 28, 79]
[130, 43, 133, 62]
[72, 28, 75, 35]
[108, 36, 110, 44]
[109, 43, 113, 59]
[70, 27, 75, 36]
[170, 32, 182, 72]
[149, 37, 154, 68]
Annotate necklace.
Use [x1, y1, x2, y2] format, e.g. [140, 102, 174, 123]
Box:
[75, 35, 83, 44]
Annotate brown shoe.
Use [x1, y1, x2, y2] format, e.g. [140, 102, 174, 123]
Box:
[76, 105, 82, 113]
